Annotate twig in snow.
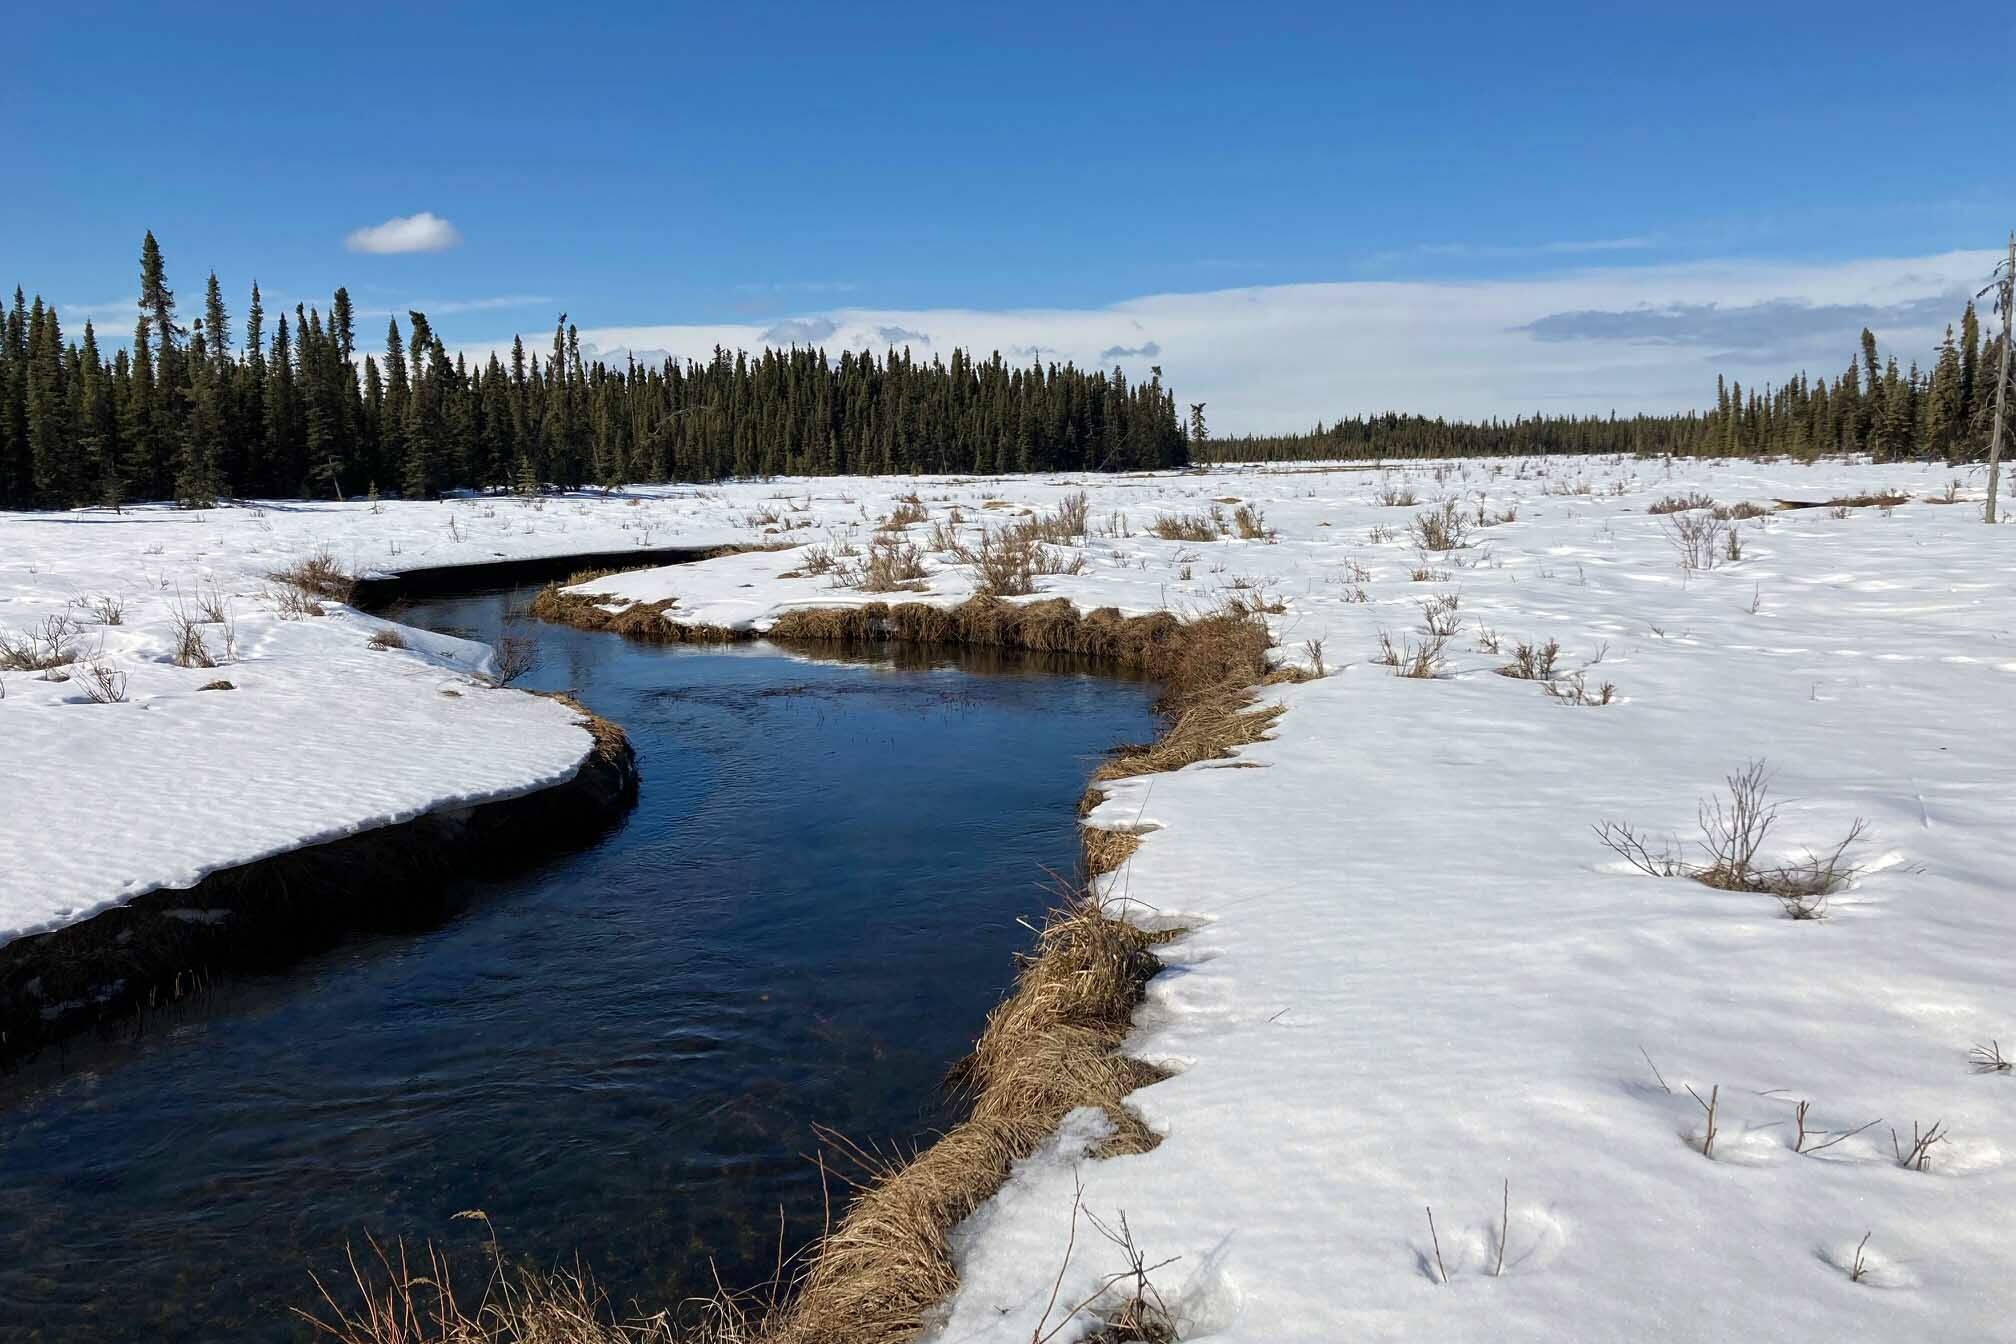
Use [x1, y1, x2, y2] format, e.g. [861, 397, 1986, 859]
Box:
[1425, 1206, 1448, 1284]
[1850, 1231, 1873, 1284]
[1687, 1083, 1719, 1158]
[1638, 1046, 1671, 1094]
[1891, 1120, 1947, 1171]
[1495, 1180, 1509, 1278]
[1969, 1040, 2011, 1074]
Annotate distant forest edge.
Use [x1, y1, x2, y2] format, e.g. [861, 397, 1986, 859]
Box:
[0, 233, 2005, 510]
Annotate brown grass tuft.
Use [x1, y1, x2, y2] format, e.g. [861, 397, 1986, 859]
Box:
[271, 549, 356, 603]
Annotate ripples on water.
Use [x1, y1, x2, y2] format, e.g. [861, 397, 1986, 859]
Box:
[0, 588, 1155, 1342]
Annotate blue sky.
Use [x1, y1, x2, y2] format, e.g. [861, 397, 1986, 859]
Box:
[9, 3, 2010, 427]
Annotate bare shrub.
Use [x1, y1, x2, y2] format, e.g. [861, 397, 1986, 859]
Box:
[486, 635, 537, 687]
[1376, 628, 1449, 678]
[268, 583, 325, 619]
[1418, 592, 1462, 637]
[1891, 1120, 1947, 1171]
[1302, 637, 1326, 676]
[367, 628, 407, 651]
[196, 581, 232, 625]
[1366, 523, 1396, 544]
[1594, 760, 1868, 913]
[1378, 485, 1418, 507]
[1661, 509, 1728, 571]
[1498, 638, 1561, 680]
[81, 594, 125, 626]
[1711, 500, 1770, 520]
[76, 654, 128, 704]
[1410, 501, 1470, 551]
[0, 613, 78, 671]
[168, 592, 216, 669]
[1542, 671, 1616, 707]
[1649, 491, 1716, 514]
[1231, 503, 1270, 540]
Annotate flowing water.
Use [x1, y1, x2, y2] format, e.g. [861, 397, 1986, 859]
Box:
[0, 586, 1156, 1341]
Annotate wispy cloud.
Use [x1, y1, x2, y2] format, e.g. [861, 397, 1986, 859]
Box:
[761, 317, 840, 345]
[344, 212, 463, 255]
[1517, 294, 1959, 356]
[460, 249, 1994, 432]
[58, 298, 138, 323]
[873, 325, 931, 346]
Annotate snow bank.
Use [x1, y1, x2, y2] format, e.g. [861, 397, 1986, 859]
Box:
[0, 491, 740, 943]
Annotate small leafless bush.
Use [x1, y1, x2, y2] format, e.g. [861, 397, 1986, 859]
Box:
[1543, 671, 1616, 707]
[487, 635, 537, 687]
[1418, 592, 1462, 637]
[1891, 1120, 1947, 1172]
[1410, 501, 1470, 551]
[1661, 509, 1728, 571]
[81, 593, 125, 626]
[268, 583, 325, 619]
[1473, 624, 1501, 653]
[1711, 500, 1770, 520]
[1649, 491, 1715, 514]
[167, 589, 217, 668]
[1029, 1185, 1179, 1344]
[1376, 628, 1449, 678]
[367, 628, 407, 651]
[1378, 485, 1418, 507]
[1302, 638, 1326, 676]
[0, 613, 78, 671]
[1231, 503, 1271, 540]
[1366, 523, 1396, 544]
[76, 654, 128, 704]
[1594, 760, 1868, 914]
[1497, 638, 1560, 680]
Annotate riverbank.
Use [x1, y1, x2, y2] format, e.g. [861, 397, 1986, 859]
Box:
[6, 458, 2014, 1341]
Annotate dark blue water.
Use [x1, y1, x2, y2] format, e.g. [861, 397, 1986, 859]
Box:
[0, 587, 1155, 1342]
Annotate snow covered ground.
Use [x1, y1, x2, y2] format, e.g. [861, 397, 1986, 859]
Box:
[0, 492, 744, 942]
[5, 456, 2013, 1340]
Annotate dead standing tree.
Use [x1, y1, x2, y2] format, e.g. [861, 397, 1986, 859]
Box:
[1978, 231, 2013, 523]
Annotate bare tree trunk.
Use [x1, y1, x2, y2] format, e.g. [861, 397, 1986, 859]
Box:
[1989, 232, 2013, 524]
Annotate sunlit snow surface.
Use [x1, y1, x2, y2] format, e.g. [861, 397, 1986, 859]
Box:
[5, 458, 2014, 1341]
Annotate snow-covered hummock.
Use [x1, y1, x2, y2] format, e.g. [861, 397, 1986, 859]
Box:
[5, 459, 2014, 1341]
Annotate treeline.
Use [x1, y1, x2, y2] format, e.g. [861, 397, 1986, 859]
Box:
[1198, 301, 2008, 465]
[0, 233, 1188, 510]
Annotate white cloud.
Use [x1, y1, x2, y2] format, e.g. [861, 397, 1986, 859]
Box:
[344, 212, 463, 255]
[462, 249, 1995, 434]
